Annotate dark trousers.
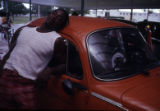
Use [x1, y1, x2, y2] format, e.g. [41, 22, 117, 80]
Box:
[0, 69, 37, 109]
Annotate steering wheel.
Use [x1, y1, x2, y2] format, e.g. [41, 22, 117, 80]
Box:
[111, 52, 126, 71]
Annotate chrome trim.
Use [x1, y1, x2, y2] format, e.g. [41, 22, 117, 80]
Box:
[91, 92, 128, 111]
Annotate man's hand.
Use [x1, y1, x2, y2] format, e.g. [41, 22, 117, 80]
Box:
[35, 64, 66, 89]
[35, 68, 52, 89]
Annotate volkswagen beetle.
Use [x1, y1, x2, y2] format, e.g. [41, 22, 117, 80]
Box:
[28, 16, 160, 110]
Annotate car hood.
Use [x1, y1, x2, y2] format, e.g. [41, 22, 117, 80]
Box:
[121, 71, 160, 111]
[92, 67, 160, 111]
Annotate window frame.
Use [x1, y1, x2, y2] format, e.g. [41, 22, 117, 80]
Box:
[65, 39, 84, 80]
[86, 27, 151, 82]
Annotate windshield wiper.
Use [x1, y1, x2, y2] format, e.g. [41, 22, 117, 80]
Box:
[140, 69, 150, 76]
[135, 61, 160, 76]
[131, 67, 150, 76]
[144, 61, 160, 70]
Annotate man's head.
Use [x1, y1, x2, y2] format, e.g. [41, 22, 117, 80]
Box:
[44, 9, 69, 32]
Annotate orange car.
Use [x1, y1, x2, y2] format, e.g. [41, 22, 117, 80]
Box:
[29, 16, 160, 110]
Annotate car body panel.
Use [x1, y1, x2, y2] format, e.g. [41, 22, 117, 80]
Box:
[87, 66, 160, 110]
[29, 16, 130, 48]
[122, 67, 160, 111]
[28, 16, 160, 110]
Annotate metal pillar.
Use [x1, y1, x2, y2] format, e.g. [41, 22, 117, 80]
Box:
[96, 9, 97, 17]
[130, 0, 133, 21]
[81, 0, 84, 16]
[130, 8, 133, 21]
[38, 5, 40, 17]
[147, 9, 149, 20]
[29, 0, 32, 21]
[3, 0, 8, 13]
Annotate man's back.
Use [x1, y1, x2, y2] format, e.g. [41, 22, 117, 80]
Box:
[4, 27, 60, 80]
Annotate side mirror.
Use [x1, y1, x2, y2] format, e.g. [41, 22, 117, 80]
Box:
[62, 79, 74, 96]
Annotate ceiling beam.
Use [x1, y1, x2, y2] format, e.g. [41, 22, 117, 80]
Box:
[9, 0, 160, 10]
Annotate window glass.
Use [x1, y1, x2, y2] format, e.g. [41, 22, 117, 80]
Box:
[87, 28, 157, 81]
[67, 41, 83, 79]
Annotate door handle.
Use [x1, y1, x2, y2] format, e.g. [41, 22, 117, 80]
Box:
[73, 82, 87, 91]
[62, 79, 87, 96]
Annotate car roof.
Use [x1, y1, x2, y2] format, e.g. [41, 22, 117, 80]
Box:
[108, 18, 137, 26]
[61, 16, 133, 42]
[28, 16, 133, 44]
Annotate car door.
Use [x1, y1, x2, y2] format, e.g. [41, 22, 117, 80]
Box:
[38, 38, 89, 109]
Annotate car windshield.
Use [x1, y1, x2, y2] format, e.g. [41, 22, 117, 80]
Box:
[87, 28, 158, 81]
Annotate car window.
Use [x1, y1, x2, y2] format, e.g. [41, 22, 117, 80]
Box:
[48, 38, 83, 79]
[66, 40, 83, 79]
[87, 28, 157, 81]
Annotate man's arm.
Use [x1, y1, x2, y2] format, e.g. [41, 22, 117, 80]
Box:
[48, 37, 67, 67]
[42, 37, 67, 75]
[36, 37, 67, 88]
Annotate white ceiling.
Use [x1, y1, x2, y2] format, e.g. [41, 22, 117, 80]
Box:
[9, 0, 160, 10]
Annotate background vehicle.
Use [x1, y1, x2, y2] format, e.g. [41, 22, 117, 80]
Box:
[110, 19, 160, 60]
[108, 18, 138, 26]
[137, 20, 160, 40]
[28, 16, 160, 110]
[137, 20, 160, 59]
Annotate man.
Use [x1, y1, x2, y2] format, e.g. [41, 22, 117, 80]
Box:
[0, 9, 69, 109]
